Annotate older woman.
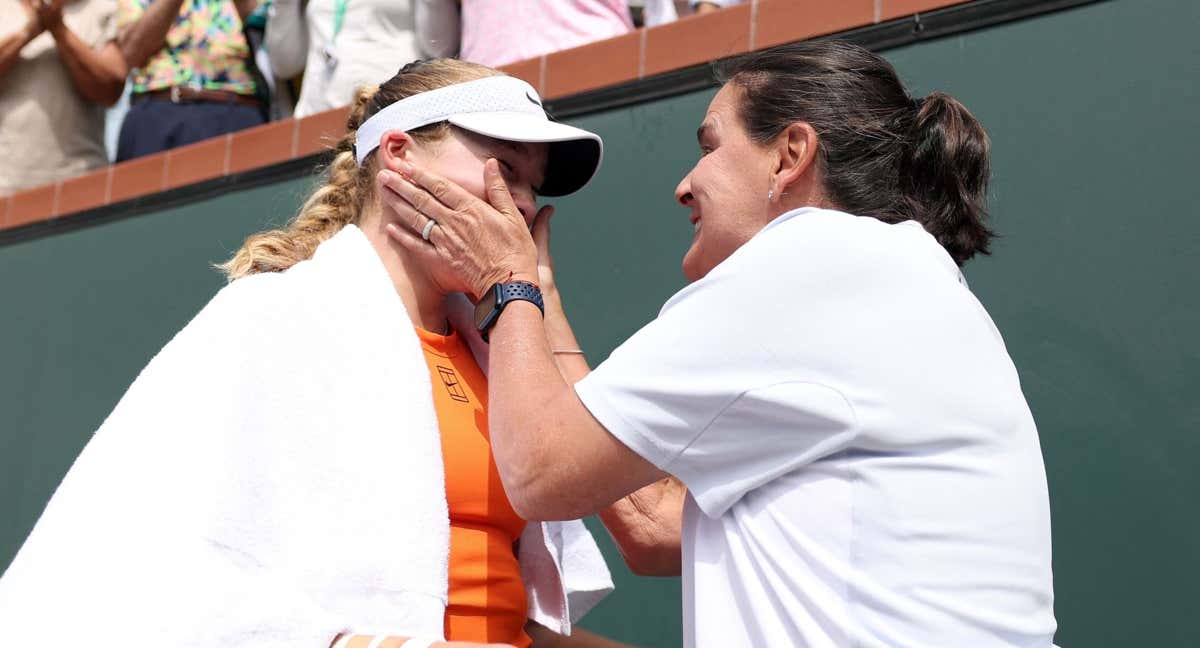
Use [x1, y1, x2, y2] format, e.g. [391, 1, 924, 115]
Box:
[378, 40, 1057, 647]
[0, 59, 653, 648]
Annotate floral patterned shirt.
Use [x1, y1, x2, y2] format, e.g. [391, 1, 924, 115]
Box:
[117, 0, 262, 95]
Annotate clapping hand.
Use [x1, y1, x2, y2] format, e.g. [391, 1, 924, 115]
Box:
[32, 0, 66, 31]
[18, 0, 44, 35]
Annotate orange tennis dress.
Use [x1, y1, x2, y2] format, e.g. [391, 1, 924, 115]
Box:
[416, 327, 532, 648]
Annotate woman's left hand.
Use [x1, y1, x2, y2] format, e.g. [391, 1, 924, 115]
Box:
[378, 159, 540, 300]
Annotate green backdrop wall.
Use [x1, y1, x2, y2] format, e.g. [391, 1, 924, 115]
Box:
[2, 0, 1197, 645]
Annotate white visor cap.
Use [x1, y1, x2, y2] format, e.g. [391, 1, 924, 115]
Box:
[355, 76, 603, 197]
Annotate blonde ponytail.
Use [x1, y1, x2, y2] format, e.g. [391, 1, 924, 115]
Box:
[220, 59, 503, 281]
[219, 87, 376, 280]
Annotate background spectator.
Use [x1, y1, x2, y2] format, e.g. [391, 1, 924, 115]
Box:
[693, 0, 742, 14]
[418, 0, 677, 68]
[266, 0, 419, 118]
[0, 0, 126, 194]
[245, 0, 298, 120]
[115, 0, 265, 161]
[628, 0, 676, 27]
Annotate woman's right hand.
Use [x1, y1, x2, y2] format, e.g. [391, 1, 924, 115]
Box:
[378, 159, 539, 302]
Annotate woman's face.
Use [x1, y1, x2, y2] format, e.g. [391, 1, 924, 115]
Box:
[409, 127, 548, 228]
[674, 83, 776, 282]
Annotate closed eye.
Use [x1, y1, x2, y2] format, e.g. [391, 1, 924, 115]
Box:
[497, 158, 517, 177]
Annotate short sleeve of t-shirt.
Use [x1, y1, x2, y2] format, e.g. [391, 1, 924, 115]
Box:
[575, 216, 859, 517]
[96, 0, 119, 43]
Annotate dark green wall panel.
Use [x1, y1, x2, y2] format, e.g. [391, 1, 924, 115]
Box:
[2, 0, 1197, 645]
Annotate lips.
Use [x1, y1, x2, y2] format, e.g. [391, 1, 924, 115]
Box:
[689, 213, 700, 232]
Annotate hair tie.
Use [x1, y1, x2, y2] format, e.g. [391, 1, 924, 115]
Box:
[911, 95, 924, 112]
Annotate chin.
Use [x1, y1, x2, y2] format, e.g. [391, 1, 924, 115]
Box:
[681, 248, 706, 282]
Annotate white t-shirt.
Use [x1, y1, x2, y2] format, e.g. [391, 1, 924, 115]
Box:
[575, 207, 1056, 647]
[267, 0, 421, 118]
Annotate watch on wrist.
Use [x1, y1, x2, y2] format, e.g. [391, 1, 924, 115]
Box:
[474, 280, 544, 342]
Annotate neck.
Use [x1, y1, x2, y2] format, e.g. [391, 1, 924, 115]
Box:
[357, 206, 449, 334]
[772, 183, 832, 220]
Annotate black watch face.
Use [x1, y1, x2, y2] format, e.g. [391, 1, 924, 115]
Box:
[474, 286, 498, 330]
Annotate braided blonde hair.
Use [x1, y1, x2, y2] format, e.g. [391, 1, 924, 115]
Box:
[219, 59, 503, 280]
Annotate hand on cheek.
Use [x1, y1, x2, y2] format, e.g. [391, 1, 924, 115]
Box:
[377, 159, 538, 301]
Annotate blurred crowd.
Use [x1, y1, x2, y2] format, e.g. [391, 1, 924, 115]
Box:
[0, 0, 745, 196]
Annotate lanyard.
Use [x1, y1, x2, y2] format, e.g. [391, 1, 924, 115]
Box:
[331, 0, 349, 42]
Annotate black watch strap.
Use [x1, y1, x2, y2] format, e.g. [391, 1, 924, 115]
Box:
[475, 280, 544, 342]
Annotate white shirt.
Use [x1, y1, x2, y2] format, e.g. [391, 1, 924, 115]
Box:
[575, 207, 1056, 647]
[267, 0, 421, 118]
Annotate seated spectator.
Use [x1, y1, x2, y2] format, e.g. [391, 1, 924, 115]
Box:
[0, 0, 126, 194]
[115, 0, 265, 161]
[417, 0, 676, 68]
[266, 0, 420, 118]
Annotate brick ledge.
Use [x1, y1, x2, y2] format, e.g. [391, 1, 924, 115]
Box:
[1, 0, 968, 232]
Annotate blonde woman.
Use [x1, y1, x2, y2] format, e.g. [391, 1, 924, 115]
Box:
[0, 59, 671, 648]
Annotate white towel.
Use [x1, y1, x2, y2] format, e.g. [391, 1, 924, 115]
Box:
[0, 225, 611, 645]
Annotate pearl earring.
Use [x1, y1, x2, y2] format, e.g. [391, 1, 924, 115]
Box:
[768, 189, 775, 202]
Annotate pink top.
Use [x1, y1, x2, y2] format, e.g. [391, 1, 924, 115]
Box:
[460, 0, 634, 68]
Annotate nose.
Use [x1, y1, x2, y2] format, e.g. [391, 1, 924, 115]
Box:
[675, 173, 694, 208]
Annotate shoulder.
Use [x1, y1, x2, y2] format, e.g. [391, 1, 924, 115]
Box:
[171, 268, 324, 353]
[208, 270, 298, 318]
[731, 208, 959, 290]
[757, 208, 938, 262]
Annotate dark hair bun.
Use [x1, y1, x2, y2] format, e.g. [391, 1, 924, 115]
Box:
[902, 92, 994, 265]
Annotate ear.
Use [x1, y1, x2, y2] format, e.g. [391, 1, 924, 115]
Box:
[773, 122, 820, 195]
[376, 129, 416, 172]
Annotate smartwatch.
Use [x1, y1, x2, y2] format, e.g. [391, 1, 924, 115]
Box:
[474, 280, 544, 342]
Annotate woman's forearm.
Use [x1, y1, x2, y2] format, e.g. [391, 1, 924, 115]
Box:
[118, 0, 186, 68]
[0, 17, 42, 81]
[599, 477, 684, 576]
[539, 284, 684, 571]
[48, 25, 127, 105]
[332, 634, 497, 648]
[488, 298, 667, 521]
[527, 622, 635, 648]
[541, 286, 590, 384]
